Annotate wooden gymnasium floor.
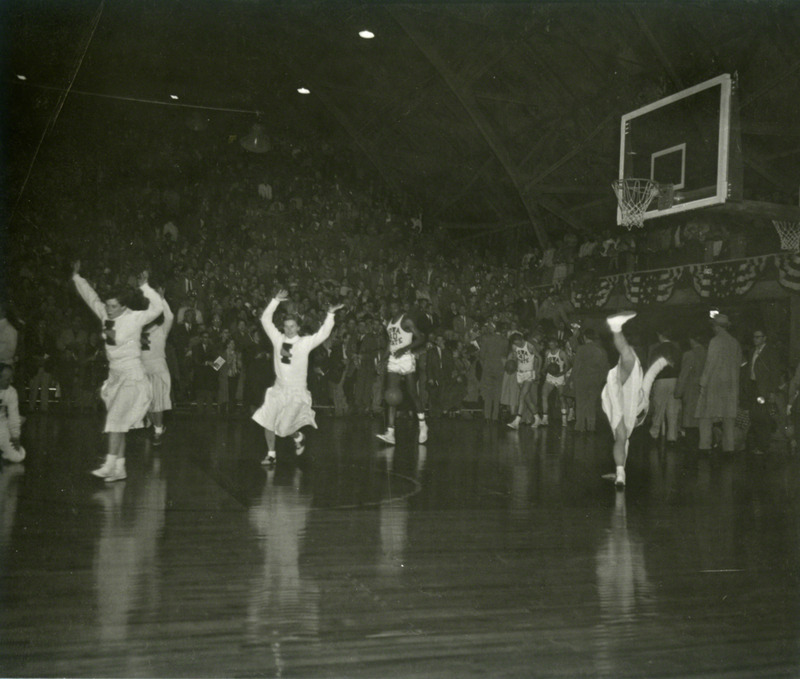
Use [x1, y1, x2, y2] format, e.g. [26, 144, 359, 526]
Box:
[1, 410, 799, 678]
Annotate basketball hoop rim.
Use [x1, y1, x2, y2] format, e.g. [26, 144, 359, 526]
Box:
[772, 219, 800, 252]
[612, 178, 670, 229]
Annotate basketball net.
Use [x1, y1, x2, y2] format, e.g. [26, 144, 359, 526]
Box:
[612, 178, 662, 230]
[772, 220, 800, 252]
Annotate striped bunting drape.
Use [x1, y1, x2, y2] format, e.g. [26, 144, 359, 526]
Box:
[689, 256, 769, 299]
[776, 253, 800, 292]
[622, 268, 682, 306]
[570, 275, 618, 309]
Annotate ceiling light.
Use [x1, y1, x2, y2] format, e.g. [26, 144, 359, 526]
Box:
[297, 87, 310, 94]
[240, 123, 271, 153]
[186, 111, 209, 132]
[16, 74, 27, 80]
[359, 30, 375, 39]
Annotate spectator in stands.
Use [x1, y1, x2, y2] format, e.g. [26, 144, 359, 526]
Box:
[787, 360, 800, 453]
[537, 291, 570, 330]
[353, 320, 382, 415]
[26, 319, 56, 412]
[0, 364, 25, 463]
[193, 330, 218, 412]
[0, 303, 18, 366]
[452, 304, 473, 340]
[320, 329, 348, 416]
[56, 317, 88, 410]
[242, 325, 272, 414]
[171, 309, 197, 401]
[426, 334, 447, 418]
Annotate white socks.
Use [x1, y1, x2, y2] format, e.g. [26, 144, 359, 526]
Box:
[607, 311, 638, 333]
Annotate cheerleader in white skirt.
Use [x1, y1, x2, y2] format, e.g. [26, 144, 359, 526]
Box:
[141, 288, 174, 445]
[252, 289, 344, 467]
[72, 261, 163, 482]
[602, 312, 669, 488]
[0, 364, 25, 463]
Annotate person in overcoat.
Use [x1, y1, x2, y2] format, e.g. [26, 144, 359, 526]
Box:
[675, 334, 706, 435]
[571, 328, 609, 432]
[695, 314, 741, 452]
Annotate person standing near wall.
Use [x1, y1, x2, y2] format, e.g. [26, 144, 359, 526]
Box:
[695, 313, 741, 453]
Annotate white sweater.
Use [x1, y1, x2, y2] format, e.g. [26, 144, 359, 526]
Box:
[73, 274, 163, 373]
[0, 385, 22, 438]
[260, 299, 335, 388]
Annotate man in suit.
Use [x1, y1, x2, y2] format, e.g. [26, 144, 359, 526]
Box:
[452, 304, 473, 340]
[571, 328, 609, 432]
[426, 335, 446, 417]
[418, 299, 439, 336]
[171, 309, 197, 401]
[747, 327, 781, 454]
[192, 329, 218, 411]
[354, 319, 382, 414]
[478, 321, 509, 422]
[319, 330, 348, 416]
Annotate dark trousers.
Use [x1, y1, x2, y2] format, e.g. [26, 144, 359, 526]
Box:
[749, 396, 774, 452]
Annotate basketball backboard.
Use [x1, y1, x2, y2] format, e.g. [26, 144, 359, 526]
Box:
[617, 73, 741, 226]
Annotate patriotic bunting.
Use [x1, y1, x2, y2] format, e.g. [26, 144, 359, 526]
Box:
[570, 275, 618, 309]
[689, 256, 769, 299]
[622, 268, 682, 306]
[776, 253, 800, 292]
[529, 253, 795, 310]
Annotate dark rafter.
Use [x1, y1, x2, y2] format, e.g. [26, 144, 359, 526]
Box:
[389, 7, 553, 246]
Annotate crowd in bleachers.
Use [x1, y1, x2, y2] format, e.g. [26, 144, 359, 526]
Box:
[1, 130, 798, 455]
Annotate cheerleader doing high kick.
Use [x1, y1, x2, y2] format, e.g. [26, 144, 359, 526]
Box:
[602, 312, 669, 488]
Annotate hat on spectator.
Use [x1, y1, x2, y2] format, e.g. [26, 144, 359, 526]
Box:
[711, 313, 731, 327]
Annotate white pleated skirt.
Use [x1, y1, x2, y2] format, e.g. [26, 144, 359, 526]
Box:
[101, 366, 152, 433]
[252, 383, 317, 437]
[144, 359, 172, 412]
[601, 359, 646, 435]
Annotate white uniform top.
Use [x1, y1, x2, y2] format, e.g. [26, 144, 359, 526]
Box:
[545, 349, 566, 375]
[141, 298, 174, 365]
[387, 315, 413, 354]
[0, 385, 22, 438]
[261, 298, 335, 389]
[514, 342, 536, 374]
[73, 274, 163, 374]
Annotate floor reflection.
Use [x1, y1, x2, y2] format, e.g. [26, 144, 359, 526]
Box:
[93, 447, 166, 650]
[0, 462, 25, 550]
[247, 462, 319, 671]
[3, 413, 800, 677]
[376, 447, 410, 579]
[594, 490, 655, 676]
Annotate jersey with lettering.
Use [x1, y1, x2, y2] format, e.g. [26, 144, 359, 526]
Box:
[387, 316, 413, 354]
[514, 342, 536, 374]
[545, 348, 566, 376]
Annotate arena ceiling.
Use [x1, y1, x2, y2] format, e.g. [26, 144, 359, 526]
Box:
[5, 1, 800, 246]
